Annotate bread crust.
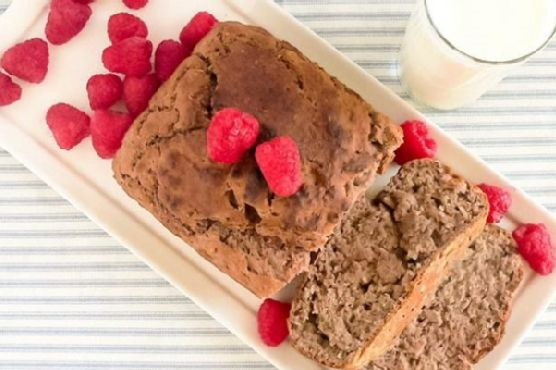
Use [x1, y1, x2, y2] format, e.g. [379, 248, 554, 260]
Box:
[112, 22, 402, 297]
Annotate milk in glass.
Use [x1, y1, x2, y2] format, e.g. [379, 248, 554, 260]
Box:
[401, 0, 556, 110]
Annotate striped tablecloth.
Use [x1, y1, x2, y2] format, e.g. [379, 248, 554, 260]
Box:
[0, 1, 555, 369]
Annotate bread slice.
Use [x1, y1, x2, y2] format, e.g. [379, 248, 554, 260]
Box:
[112, 21, 402, 297]
[367, 225, 525, 370]
[289, 160, 488, 369]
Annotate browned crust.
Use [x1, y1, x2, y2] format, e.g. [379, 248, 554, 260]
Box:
[114, 171, 311, 298]
[112, 22, 403, 297]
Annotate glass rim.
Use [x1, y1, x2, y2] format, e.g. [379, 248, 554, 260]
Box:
[424, 0, 556, 65]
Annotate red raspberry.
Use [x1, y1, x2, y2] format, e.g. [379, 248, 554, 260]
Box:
[394, 120, 438, 165]
[74, 0, 95, 3]
[102, 37, 153, 77]
[123, 74, 159, 117]
[513, 223, 555, 275]
[179, 12, 218, 52]
[0, 72, 22, 106]
[257, 298, 291, 347]
[46, 0, 92, 45]
[255, 136, 303, 197]
[46, 103, 90, 150]
[155, 40, 189, 82]
[86, 74, 123, 110]
[122, 0, 148, 9]
[1, 38, 49, 83]
[207, 108, 260, 164]
[478, 183, 512, 224]
[108, 13, 148, 44]
[91, 110, 133, 159]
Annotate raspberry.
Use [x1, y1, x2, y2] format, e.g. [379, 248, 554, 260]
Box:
[155, 40, 189, 82]
[478, 183, 512, 224]
[74, 0, 94, 3]
[513, 223, 555, 275]
[122, 0, 148, 9]
[102, 37, 153, 77]
[46, 0, 92, 45]
[86, 74, 123, 110]
[91, 110, 133, 159]
[123, 74, 159, 117]
[108, 13, 148, 44]
[1, 38, 49, 83]
[255, 136, 303, 197]
[207, 108, 260, 163]
[257, 298, 291, 347]
[46, 103, 90, 150]
[179, 12, 218, 52]
[0, 72, 22, 106]
[394, 120, 438, 165]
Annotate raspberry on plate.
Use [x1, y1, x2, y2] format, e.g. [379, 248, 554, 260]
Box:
[122, 0, 148, 9]
[0, 72, 22, 106]
[46, 0, 92, 45]
[46, 103, 90, 150]
[179, 12, 218, 52]
[86, 74, 123, 110]
[108, 13, 148, 44]
[513, 223, 555, 275]
[255, 136, 303, 197]
[1, 38, 49, 83]
[102, 37, 153, 77]
[123, 74, 159, 117]
[257, 298, 291, 347]
[478, 183, 512, 224]
[155, 40, 189, 82]
[91, 110, 133, 159]
[207, 108, 260, 164]
[394, 120, 438, 165]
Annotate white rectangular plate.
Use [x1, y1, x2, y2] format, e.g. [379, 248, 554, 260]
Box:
[0, 1, 555, 369]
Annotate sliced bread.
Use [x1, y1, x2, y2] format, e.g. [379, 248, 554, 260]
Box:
[367, 225, 525, 370]
[289, 159, 488, 369]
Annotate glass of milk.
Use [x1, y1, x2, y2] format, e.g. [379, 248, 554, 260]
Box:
[400, 0, 556, 110]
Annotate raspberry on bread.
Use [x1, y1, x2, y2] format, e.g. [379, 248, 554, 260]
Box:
[207, 108, 260, 164]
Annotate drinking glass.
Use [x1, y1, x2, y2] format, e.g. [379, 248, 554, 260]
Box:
[400, 0, 556, 110]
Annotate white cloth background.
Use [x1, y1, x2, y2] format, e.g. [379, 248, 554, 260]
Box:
[0, 0, 555, 369]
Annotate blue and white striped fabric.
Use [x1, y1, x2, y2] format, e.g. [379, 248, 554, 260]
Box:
[0, 0, 555, 369]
